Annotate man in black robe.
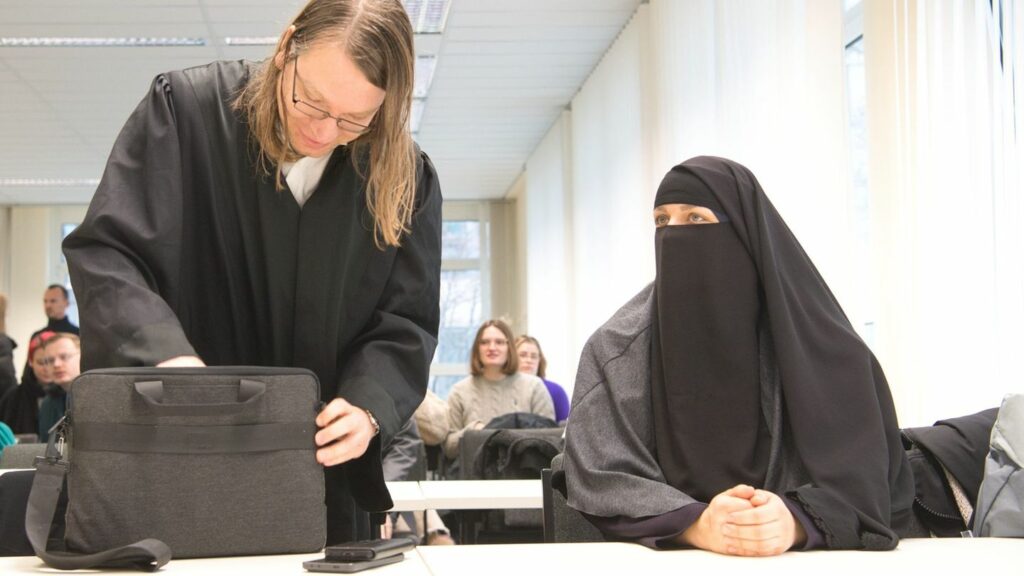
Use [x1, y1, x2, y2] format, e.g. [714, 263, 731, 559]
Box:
[63, 52, 441, 545]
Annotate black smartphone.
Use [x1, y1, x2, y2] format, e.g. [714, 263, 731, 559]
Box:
[302, 554, 403, 573]
[325, 538, 416, 562]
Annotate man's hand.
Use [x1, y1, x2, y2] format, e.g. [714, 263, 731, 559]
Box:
[156, 355, 206, 367]
[315, 398, 376, 466]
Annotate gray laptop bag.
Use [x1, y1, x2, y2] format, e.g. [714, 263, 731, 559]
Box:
[26, 367, 327, 570]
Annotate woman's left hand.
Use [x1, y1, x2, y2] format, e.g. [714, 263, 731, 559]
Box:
[720, 489, 807, 556]
[314, 398, 376, 466]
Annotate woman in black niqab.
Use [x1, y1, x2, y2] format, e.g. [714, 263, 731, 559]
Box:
[563, 156, 914, 555]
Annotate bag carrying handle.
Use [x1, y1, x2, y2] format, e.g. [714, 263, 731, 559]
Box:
[26, 420, 171, 571]
[134, 379, 265, 415]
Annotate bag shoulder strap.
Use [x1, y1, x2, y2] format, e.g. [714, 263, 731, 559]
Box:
[26, 420, 171, 571]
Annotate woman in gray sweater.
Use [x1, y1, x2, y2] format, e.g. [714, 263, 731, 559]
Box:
[444, 319, 554, 459]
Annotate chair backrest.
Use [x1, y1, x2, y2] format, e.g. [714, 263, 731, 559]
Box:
[0, 443, 46, 469]
[543, 453, 605, 543]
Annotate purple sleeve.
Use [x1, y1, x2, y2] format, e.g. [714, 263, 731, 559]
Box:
[543, 379, 571, 423]
[783, 496, 826, 550]
[580, 503, 708, 549]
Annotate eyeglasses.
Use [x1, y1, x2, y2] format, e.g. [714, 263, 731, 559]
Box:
[40, 351, 79, 367]
[292, 56, 374, 135]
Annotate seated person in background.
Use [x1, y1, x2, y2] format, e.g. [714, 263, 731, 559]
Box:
[0, 421, 14, 454]
[413, 389, 449, 448]
[515, 335, 569, 424]
[0, 331, 57, 437]
[444, 320, 554, 460]
[564, 157, 914, 556]
[36, 333, 81, 441]
[380, 419, 454, 545]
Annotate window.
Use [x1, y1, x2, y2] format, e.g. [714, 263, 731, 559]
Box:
[429, 203, 490, 398]
[54, 218, 80, 326]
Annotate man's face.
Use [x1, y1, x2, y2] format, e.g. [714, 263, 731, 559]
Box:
[43, 288, 68, 320]
[41, 338, 80, 389]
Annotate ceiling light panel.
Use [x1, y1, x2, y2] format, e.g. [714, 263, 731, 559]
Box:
[414, 55, 437, 98]
[404, 0, 452, 34]
[0, 37, 205, 47]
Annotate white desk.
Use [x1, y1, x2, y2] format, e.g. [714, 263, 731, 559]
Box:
[385, 481, 427, 512]
[0, 551, 430, 575]
[2, 538, 1021, 575]
[417, 538, 1024, 576]
[418, 480, 542, 510]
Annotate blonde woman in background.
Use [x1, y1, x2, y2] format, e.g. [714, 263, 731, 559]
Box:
[444, 320, 554, 460]
[515, 335, 569, 424]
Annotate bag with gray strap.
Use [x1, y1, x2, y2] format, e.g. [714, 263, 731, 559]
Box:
[973, 393, 1024, 537]
[27, 367, 326, 570]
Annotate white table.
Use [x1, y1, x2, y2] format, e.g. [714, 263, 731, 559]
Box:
[417, 480, 542, 510]
[417, 538, 1024, 576]
[385, 481, 427, 512]
[0, 551, 429, 575]
[2, 538, 1021, 575]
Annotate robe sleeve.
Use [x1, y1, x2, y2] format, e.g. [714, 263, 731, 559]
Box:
[334, 151, 442, 496]
[564, 327, 700, 521]
[63, 74, 196, 370]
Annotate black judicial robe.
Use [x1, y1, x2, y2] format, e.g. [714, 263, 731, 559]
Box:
[63, 61, 442, 543]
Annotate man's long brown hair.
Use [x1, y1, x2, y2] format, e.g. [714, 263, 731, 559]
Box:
[234, 0, 417, 248]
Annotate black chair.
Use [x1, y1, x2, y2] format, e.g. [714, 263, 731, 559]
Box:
[0, 443, 46, 469]
[457, 427, 564, 544]
[542, 453, 604, 543]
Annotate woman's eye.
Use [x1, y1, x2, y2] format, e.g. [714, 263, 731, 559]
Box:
[655, 214, 669, 227]
[688, 212, 706, 223]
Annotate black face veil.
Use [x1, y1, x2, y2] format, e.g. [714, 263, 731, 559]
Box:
[650, 157, 913, 548]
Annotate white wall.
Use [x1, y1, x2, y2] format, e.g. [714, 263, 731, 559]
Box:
[5, 205, 87, 378]
[568, 7, 655, 384]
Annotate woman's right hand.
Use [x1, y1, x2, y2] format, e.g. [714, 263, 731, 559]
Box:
[679, 484, 756, 553]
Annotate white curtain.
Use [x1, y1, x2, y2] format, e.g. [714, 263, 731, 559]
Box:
[567, 6, 653, 373]
[647, 0, 857, 317]
[522, 1, 855, 391]
[864, 0, 1024, 426]
[522, 112, 575, 390]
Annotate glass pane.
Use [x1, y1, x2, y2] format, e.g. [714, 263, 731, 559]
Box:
[428, 374, 465, 399]
[435, 269, 482, 364]
[61, 223, 80, 326]
[442, 220, 480, 259]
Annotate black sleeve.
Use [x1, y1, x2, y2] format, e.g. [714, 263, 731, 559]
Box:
[382, 420, 425, 482]
[582, 503, 707, 549]
[335, 151, 442, 439]
[62, 74, 196, 370]
[337, 151, 442, 508]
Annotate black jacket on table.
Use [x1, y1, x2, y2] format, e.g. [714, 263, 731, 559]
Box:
[62, 60, 442, 543]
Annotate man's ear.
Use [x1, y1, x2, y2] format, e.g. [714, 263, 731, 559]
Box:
[274, 25, 297, 69]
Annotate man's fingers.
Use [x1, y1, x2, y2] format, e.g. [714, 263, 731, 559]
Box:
[315, 413, 359, 447]
[316, 398, 354, 427]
